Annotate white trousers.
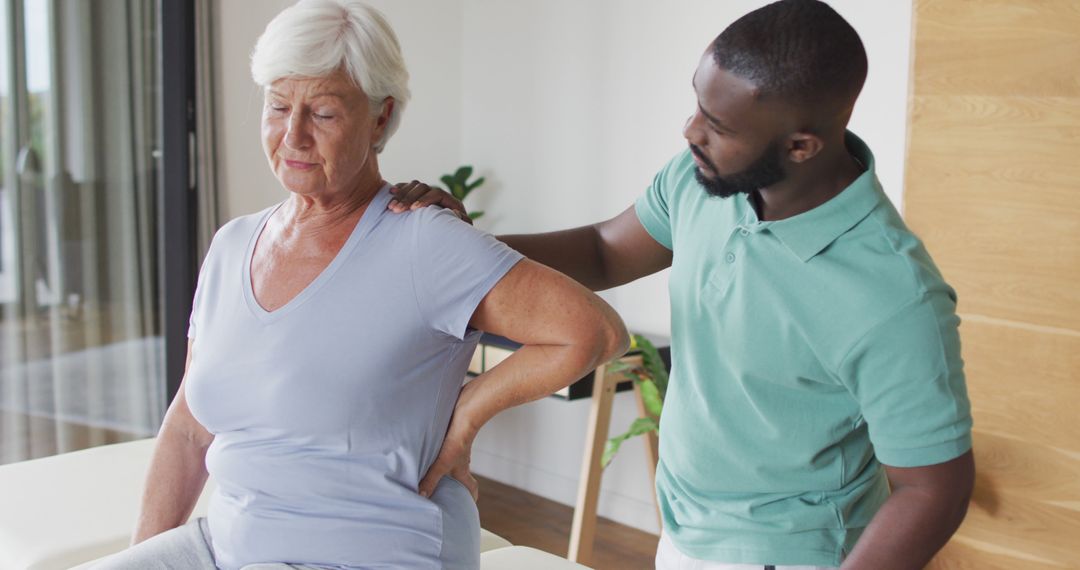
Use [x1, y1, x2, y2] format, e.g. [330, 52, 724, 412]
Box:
[655, 532, 836, 570]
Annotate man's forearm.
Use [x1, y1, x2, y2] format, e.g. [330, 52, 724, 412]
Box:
[499, 226, 613, 291]
[841, 484, 970, 569]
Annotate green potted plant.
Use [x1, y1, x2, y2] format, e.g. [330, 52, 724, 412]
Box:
[441, 165, 486, 221]
[602, 334, 668, 468]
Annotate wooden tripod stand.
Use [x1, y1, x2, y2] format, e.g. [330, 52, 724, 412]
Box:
[567, 354, 662, 566]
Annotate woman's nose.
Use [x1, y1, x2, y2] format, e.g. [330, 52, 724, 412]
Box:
[284, 112, 311, 150]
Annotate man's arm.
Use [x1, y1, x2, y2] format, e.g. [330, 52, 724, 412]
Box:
[841, 450, 975, 569]
[499, 206, 672, 291]
[388, 183, 672, 291]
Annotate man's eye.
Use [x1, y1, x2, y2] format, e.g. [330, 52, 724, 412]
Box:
[313, 113, 334, 120]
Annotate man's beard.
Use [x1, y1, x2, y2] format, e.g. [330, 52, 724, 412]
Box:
[692, 142, 786, 199]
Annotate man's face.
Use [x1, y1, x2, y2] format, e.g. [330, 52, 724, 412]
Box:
[683, 53, 788, 198]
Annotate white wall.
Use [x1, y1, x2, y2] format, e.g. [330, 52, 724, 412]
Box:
[213, 0, 913, 536]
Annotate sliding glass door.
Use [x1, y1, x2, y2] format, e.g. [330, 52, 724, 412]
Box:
[0, 0, 179, 464]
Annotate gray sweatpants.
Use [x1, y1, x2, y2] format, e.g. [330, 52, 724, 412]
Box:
[89, 518, 322, 570]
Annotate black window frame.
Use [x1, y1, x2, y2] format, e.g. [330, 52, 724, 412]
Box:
[160, 0, 197, 405]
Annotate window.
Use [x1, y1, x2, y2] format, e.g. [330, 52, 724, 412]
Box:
[0, 0, 197, 464]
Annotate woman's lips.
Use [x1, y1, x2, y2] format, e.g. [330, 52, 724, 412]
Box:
[284, 159, 317, 171]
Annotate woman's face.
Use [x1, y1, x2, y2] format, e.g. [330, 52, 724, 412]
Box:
[261, 70, 390, 198]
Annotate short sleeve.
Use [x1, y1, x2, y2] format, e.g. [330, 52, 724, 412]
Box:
[837, 291, 973, 467]
[187, 244, 214, 339]
[634, 151, 689, 251]
[187, 280, 201, 339]
[187, 219, 230, 339]
[411, 207, 525, 340]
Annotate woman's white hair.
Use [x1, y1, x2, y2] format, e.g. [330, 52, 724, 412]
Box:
[251, 0, 410, 153]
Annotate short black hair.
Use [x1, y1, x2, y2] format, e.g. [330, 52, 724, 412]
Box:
[712, 0, 867, 110]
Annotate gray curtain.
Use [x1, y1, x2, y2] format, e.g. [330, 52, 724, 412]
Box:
[195, 0, 220, 258]
[0, 0, 166, 464]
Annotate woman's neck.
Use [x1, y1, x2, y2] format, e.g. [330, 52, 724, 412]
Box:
[282, 176, 384, 239]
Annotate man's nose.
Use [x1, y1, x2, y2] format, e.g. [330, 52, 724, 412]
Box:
[682, 111, 706, 147]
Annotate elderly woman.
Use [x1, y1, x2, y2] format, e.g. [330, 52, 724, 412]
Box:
[93, 1, 627, 569]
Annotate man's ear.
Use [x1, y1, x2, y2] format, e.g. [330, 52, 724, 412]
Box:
[786, 131, 825, 164]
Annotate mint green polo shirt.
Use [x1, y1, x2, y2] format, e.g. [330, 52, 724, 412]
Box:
[635, 133, 972, 567]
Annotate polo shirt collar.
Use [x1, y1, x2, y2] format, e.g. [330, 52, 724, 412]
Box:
[743, 131, 885, 263]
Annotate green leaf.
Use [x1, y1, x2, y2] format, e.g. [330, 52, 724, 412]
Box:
[626, 416, 659, 436]
[635, 335, 669, 398]
[466, 176, 486, 191]
[602, 418, 659, 468]
[601, 436, 625, 468]
[441, 165, 489, 218]
[637, 379, 663, 417]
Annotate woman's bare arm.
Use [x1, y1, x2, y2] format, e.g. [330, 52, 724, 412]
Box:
[418, 260, 629, 498]
[131, 340, 215, 544]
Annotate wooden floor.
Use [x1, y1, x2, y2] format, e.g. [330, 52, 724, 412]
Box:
[476, 475, 659, 569]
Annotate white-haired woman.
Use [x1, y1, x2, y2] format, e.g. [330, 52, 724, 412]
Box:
[92, 1, 627, 569]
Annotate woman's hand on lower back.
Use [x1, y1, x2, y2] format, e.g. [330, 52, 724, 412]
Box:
[419, 407, 480, 502]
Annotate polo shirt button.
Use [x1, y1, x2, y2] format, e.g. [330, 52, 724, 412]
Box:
[726, 252, 736, 263]
[740, 229, 750, 237]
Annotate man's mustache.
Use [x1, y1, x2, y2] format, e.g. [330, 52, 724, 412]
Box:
[689, 144, 716, 171]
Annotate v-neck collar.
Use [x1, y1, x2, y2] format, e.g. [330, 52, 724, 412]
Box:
[242, 184, 391, 324]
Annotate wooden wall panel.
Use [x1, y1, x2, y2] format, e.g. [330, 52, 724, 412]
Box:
[913, 0, 1080, 97]
[931, 537, 1068, 570]
[960, 321, 1080, 454]
[905, 97, 1080, 331]
[906, 0, 1080, 567]
[968, 431, 1080, 511]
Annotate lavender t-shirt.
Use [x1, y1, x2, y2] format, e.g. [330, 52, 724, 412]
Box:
[184, 185, 522, 569]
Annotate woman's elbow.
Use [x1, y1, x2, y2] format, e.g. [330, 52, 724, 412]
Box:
[605, 313, 631, 363]
[581, 300, 630, 368]
[159, 406, 214, 452]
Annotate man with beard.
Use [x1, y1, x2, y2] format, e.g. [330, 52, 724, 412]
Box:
[392, 1, 973, 568]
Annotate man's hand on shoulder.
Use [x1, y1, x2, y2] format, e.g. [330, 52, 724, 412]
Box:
[389, 181, 471, 224]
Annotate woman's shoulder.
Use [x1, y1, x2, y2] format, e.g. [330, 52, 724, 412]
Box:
[404, 204, 488, 243]
[401, 204, 520, 274]
[210, 204, 278, 247]
[199, 204, 279, 270]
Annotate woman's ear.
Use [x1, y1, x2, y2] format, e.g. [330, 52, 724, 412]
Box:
[376, 98, 394, 129]
[371, 97, 395, 150]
